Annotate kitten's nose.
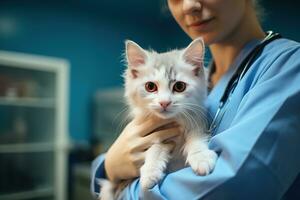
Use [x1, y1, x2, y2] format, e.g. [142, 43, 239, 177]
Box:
[159, 101, 171, 109]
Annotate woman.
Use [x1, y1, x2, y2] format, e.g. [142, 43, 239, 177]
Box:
[91, 0, 300, 199]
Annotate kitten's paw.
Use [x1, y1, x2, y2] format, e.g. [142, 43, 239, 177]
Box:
[140, 166, 164, 190]
[188, 149, 217, 176]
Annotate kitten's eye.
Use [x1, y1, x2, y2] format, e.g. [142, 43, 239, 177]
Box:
[145, 82, 158, 92]
[173, 81, 186, 92]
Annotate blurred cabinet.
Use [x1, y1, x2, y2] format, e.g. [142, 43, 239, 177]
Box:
[0, 51, 69, 200]
[73, 163, 93, 200]
[93, 88, 125, 152]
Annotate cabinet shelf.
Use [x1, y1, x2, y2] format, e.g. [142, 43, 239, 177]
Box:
[0, 142, 54, 153]
[0, 97, 55, 108]
[0, 50, 69, 200]
[0, 187, 54, 200]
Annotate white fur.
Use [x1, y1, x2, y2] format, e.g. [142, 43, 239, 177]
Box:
[100, 38, 217, 200]
[97, 179, 115, 200]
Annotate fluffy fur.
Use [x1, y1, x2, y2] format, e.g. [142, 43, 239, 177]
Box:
[99, 38, 217, 200]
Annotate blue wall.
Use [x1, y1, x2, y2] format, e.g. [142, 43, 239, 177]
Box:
[0, 0, 299, 142]
[261, 1, 300, 41]
[0, 0, 181, 142]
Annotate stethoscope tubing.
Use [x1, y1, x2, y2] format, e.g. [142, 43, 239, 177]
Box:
[209, 31, 282, 133]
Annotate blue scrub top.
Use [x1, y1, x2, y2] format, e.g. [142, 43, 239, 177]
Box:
[91, 38, 300, 200]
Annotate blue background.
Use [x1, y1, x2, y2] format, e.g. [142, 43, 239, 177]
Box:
[0, 0, 299, 143]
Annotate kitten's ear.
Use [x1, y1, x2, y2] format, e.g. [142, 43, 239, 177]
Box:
[182, 37, 205, 76]
[125, 40, 147, 78]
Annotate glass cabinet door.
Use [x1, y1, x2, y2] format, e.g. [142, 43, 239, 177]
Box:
[0, 59, 57, 200]
[0, 50, 69, 200]
[0, 152, 54, 199]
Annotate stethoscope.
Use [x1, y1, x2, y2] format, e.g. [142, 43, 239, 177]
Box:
[209, 31, 282, 134]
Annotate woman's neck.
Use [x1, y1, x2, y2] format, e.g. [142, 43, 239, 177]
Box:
[209, 8, 265, 87]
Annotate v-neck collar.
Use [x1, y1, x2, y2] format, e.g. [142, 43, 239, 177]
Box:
[205, 39, 261, 115]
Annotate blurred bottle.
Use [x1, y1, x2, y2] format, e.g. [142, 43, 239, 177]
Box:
[13, 113, 27, 143]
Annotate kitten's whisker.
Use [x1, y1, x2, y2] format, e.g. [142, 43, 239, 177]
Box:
[183, 106, 206, 118]
[181, 102, 213, 120]
[180, 102, 206, 110]
[181, 111, 193, 129]
[117, 113, 132, 135]
[177, 103, 206, 118]
[113, 105, 130, 124]
[186, 111, 202, 132]
[112, 105, 131, 135]
[182, 105, 206, 119]
[181, 109, 199, 131]
[180, 103, 206, 112]
[184, 106, 209, 128]
[179, 104, 209, 132]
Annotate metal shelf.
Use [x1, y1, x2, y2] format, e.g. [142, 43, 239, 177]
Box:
[0, 142, 55, 153]
[0, 187, 54, 200]
[0, 97, 55, 108]
[0, 50, 69, 200]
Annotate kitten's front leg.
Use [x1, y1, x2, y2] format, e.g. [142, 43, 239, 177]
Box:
[184, 131, 217, 175]
[140, 143, 172, 190]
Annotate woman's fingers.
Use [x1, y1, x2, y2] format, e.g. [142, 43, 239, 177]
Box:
[131, 152, 145, 167]
[136, 117, 178, 137]
[141, 127, 182, 149]
[161, 141, 177, 153]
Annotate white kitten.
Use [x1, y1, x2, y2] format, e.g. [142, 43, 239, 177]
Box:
[99, 38, 217, 200]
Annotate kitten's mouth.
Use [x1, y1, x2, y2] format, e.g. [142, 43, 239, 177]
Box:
[160, 109, 169, 113]
[155, 109, 176, 119]
[159, 107, 171, 113]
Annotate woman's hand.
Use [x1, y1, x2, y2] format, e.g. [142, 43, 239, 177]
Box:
[104, 116, 181, 183]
